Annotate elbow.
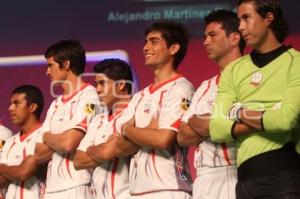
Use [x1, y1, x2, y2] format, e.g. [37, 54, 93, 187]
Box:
[18, 170, 32, 181]
[156, 138, 175, 150]
[99, 149, 115, 161]
[62, 141, 78, 153]
[73, 155, 83, 170]
[177, 133, 189, 146]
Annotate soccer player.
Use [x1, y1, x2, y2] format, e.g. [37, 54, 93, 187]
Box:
[115, 20, 194, 198]
[0, 124, 12, 199]
[0, 124, 13, 156]
[177, 10, 245, 199]
[210, 0, 300, 198]
[34, 40, 100, 199]
[0, 85, 46, 199]
[73, 58, 134, 199]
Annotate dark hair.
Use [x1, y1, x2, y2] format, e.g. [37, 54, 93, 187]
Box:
[238, 0, 288, 42]
[205, 9, 246, 53]
[93, 59, 134, 94]
[145, 20, 189, 69]
[12, 85, 44, 119]
[44, 40, 86, 75]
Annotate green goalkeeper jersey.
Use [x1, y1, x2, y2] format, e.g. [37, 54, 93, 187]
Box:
[210, 47, 300, 166]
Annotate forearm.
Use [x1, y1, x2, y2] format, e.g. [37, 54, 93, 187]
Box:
[125, 126, 176, 150]
[34, 143, 53, 164]
[0, 156, 38, 181]
[177, 122, 204, 146]
[0, 174, 10, 189]
[231, 122, 255, 139]
[43, 130, 84, 153]
[239, 109, 264, 131]
[115, 136, 140, 157]
[87, 142, 116, 163]
[188, 114, 210, 137]
[73, 150, 98, 170]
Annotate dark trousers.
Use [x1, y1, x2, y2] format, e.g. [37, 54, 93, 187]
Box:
[236, 142, 300, 199]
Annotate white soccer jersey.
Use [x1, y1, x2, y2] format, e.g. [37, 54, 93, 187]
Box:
[117, 75, 194, 195]
[38, 84, 100, 193]
[182, 75, 237, 172]
[78, 111, 130, 199]
[0, 126, 45, 199]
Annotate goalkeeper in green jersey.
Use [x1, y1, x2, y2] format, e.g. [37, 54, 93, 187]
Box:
[209, 0, 300, 198]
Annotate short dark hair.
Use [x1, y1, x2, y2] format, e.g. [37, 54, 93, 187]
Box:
[12, 85, 44, 119]
[44, 40, 86, 75]
[145, 20, 189, 70]
[93, 59, 134, 94]
[205, 9, 246, 53]
[238, 0, 288, 42]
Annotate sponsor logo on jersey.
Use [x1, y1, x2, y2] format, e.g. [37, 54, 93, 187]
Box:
[84, 103, 96, 114]
[180, 98, 191, 111]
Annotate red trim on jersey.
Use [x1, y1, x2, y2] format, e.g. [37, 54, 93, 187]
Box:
[62, 83, 90, 103]
[149, 74, 183, 94]
[111, 158, 119, 199]
[76, 117, 88, 131]
[221, 143, 231, 166]
[20, 182, 25, 199]
[196, 79, 212, 104]
[131, 189, 192, 196]
[7, 141, 16, 159]
[216, 74, 220, 85]
[20, 148, 27, 199]
[171, 119, 181, 130]
[69, 101, 76, 120]
[20, 124, 41, 142]
[150, 149, 162, 181]
[65, 154, 73, 179]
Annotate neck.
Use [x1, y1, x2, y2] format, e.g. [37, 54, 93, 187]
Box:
[218, 48, 242, 72]
[254, 30, 281, 53]
[21, 118, 40, 135]
[62, 74, 85, 97]
[152, 63, 178, 85]
[111, 97, 131, 115]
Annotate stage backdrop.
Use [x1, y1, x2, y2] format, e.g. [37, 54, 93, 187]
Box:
[1, 0, 300, 178]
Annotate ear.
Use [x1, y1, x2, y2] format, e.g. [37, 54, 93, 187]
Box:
[169, 43, 180, 55]
[116, 80, 127, 93]
[265, 12, 274, 26]
[230, 32, 241, 47]
[29, 103, 38, 115]
[62, 60, 71, 71]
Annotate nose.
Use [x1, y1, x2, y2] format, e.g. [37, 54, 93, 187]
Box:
[46, 67, 51, 76]
[143, 42, 149, 52]
[8, 104, 14, 112]
[203, 36, 209, 47]
[239, 20, 245, 33]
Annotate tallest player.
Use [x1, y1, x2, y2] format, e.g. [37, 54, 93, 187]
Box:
[210, 0, 300, 198]
[34, 40, 100, 199]
[178, 9, 244, 199]
[115, 21, 194, 198]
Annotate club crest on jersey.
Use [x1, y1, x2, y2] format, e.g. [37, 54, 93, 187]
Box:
[180, 98, 191, 111]
[250, 72, 263, 87]
[144, 103, 151, 113]
[84, 103, 95, 114]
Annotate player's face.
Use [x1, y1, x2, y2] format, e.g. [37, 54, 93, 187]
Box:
[203, 22, 232, 62]
[143, 31, 173, 69]
[46, 57, 67, 83]
[95, 74, 117, 109]
[8, 93, 31, 126]
[238, 2, 269, 48]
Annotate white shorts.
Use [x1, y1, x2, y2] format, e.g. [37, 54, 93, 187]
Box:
[44, 185, 93, 199]
[130, 191, 191, 199]
[193, 166, 237, 199]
